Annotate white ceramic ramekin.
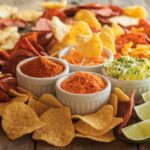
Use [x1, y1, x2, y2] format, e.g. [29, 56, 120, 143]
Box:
[101, 68, 150, 97]
[56, 72, 111, 115]
[16, 56, 69, 97]
[58, 46, 114, 73]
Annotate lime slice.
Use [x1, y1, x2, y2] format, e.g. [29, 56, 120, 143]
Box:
[122, 120, 150, 142]
[142, 90, 150, 102]
[135, 102, 150, 120]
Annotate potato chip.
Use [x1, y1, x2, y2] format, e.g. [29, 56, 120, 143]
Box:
[62, 21, 92, 46]
[108, 93, 118, 116]
[74, 117, 122, 137]
[2, 102, 45, 140]
[0, 102, 11, 116]
[75, 131, 115, 142]
[28, 97, 49, 116]
[112, 23, 124, 37]
[51, 16, 72, 42]
[99, 32, 116, 54]
[72, 105, 113, 130]
[11, 96, 29, 103]
[114, 87, 129, 102]
[102, 25, 115, 40]
[9, 89, 27, 97]
[39, 94, 63, 108]
[124, 5, 147, 19]
[75, 34, 103, 58]
[33, 107, 75, 147]
[75, 9, 101, 30]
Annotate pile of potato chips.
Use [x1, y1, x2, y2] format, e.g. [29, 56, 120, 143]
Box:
[0, 86, 132, 147]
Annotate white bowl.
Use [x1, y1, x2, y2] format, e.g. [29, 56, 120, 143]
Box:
[56, 72, 111, 115]
[101, 68, 150, 97]
[16, 56, 69, 97]
[58, 46, 114, 73]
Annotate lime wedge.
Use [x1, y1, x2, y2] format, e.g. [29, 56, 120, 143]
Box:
[142, 90, 150, 102]
[135, 102, 150, 120]
[122, 120, 150, 142]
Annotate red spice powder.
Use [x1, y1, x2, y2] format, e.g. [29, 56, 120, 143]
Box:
[21, 57, 64, 78]
[61, 72, 106, 94]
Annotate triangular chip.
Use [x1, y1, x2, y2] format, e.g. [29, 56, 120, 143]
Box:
[75, 34, 103, 58]
[74, 117, 122, 137]
[28, 97, 49, 116]
[75, 9, 101, 30]
[33, 107, 75, 147]
[2, 102, 44, 140]
[112, 23, 124, 37]
[39, 94, 63, 108]
[72, 105, 113, 130]
[51, 16, 71, 42]
[99, 32, 116, 54]
[62, 21, 92, 46]
[75, 131, 115, 142]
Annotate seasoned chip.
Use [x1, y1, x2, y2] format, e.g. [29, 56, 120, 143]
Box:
[62, 21, 92, 46]
[28, 97, 49, 116]
[74, 118, 122, 137]
[33, 107, 75, 147]
[0, 102, 11, 116]
[75, 131, 115, 142]
[39, 94, 63, 108]
[51, 16, 71, 42]
[2, 102, 45, 140]
[75, 9, 101, 30]
[72, 105, 113, 130]
[112, 23, 124, 37]
[75, 34, 103, 58]
[99, 32, 116, 54]
[114, 87, 129, 102]
[102, 25, 115, 40]
[108, 93, 118, 116]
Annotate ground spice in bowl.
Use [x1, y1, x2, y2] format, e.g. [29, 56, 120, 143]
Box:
[60, 72, 106, 94]
[20, 57, 64, 78]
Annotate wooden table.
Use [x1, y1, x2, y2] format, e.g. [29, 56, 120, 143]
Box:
[0, 0, 150, 149]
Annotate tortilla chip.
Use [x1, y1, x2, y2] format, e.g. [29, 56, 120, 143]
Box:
[0, 102, 11, 116]
[75, 9, 101, 30]
[75, 131, 115, 142]
[28, 97, 49, 116]
[72, 105, 113, 130]
[102, 25, 115, 40]
[2, 102, 45, 140]
[112, 23, 124, 37]
[114, 87, 129, 102]
[39, 94, 63, 108]
[9, 89, 27, 97]
[108, 93, 118, 116]
[33, 107, 75, 147]
[11, 96, 29, 103]
[74, 117, 122, 137]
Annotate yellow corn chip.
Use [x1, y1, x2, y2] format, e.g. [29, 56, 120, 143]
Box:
[75, 131, 115, 142]
[9, 89, 27, 97]
[75, 9, 101, 30]
[28, 97, 49, 116]
[99, 32, 116, 54]
[112, 23, 124, 37]
[72, 105, 113, 130]
[33, 107, 75, 147]
[2, 102, 45, 140]
[74, 117, 122, 137]
[114, 87, 129, 102]
[11, 96, 29, 103]
[39, 94, 63, 108]
[102, 25, 115, 40]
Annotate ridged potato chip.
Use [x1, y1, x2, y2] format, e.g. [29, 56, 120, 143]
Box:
[102, 25, 115, 40]
[114, 87, 129, 102]
[99, 32, 116, 54]
[33, 107, 75, 147]
[124, 5, 147, 19]
[28, 97, 49, 116]
[75, 131, 115, 142]
[2, 102, 45, 140]
[112, 23, 124, 37]
[75, 34, 103, 58]
[108, 93, 118, 116]
[74, 118, 122, 137]
[39, 94, 63, 108]
[72, 105, 113, 130]
[75, 9, 101, 30]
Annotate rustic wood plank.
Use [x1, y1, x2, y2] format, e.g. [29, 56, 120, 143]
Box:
[139, 143, 150, 150]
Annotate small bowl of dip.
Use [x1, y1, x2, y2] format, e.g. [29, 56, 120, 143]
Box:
[16, 56, 69, 97]
[56, 71, 111, 115]
[58, 46, 114, 73]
